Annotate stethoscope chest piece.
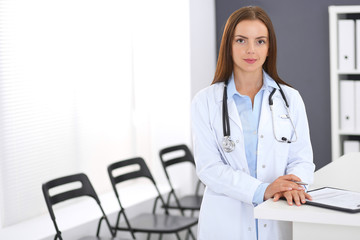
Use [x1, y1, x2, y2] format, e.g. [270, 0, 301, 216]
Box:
[222, 136, 235, 152]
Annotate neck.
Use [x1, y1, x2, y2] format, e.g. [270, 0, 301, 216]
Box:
[233, 69, 263, 95]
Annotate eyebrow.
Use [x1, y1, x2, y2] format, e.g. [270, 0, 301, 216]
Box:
[234, 35, 268, 39]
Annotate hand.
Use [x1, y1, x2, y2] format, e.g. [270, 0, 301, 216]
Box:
[264, 174, 305, 201]
[273, 189, 312, 206]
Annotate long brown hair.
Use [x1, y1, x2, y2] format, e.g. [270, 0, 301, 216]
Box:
[212, 6, 289, 86]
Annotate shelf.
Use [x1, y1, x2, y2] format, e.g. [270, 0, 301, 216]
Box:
[329, 5, 360, 161]
[330, 5, 360, 14]
[339, 130, 360, 136]
[337, 70, 360, 75]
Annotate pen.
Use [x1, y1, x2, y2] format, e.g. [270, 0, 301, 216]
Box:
[293, 181, 308, 186]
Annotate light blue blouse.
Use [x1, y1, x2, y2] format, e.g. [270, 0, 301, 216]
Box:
[227, 71, 279, 239]
[227, 71, 279, 204]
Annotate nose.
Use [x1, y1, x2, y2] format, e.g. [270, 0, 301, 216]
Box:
[246, 42, 255, 54]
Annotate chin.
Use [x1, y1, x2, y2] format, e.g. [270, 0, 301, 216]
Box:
[242, 66, 262, 73]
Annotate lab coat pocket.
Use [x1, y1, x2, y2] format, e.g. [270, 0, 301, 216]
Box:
[274, 117, 295, 144]
[273, 118, 293, 159]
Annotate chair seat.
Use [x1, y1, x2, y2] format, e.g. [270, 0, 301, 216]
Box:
[167, 195, 202, 210]
[118, 213, 198, 234]
[79, 236, 130, 240]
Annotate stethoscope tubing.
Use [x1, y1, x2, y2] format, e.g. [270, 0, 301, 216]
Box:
[222, 80, 297, 152]
[222, 80, 231, 137]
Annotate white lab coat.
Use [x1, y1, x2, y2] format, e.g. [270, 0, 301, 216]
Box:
[191, 76, 315, 240]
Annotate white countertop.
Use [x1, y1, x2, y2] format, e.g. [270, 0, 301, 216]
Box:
[255, 152, 360, 227]
[254, 198, 360, 227]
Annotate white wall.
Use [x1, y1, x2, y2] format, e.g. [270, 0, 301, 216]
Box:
[190, 0, 217, 99]
[132, 0, 193, 190]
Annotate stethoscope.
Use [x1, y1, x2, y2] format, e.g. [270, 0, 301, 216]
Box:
[222, 81, 298, 153]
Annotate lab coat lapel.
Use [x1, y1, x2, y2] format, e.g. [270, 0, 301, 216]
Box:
[258, 89, 271, 133]
[227, 98, 243, 132]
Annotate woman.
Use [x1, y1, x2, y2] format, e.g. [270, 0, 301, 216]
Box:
[191, 6, 315, 240]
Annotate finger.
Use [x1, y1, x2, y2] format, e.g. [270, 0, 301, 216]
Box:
[281, 174, 301, 182]
[274, 178, 303, 190]
[295, 184, 306, 191]
[304, 192, 312, 201]
[292, 191, 301, 206]
[280, 181, 304, 191]
[273, 193, 281, 201]
[292, 183, 306, 191]
[284, 191, 293, 206]
[278, 185, 294, 192]
[299, 191, 306, 204]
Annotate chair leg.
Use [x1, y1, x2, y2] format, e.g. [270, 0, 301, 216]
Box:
[54, 233, 62, 240]
[113, 211, 122, 237]
[189, 229, 196, 240]
[185, 230, 190, 240]
[96, 216, 104, 236]
[159, 233, 163, 240]
[146, 232, 151, 240]
[175, 232, 181, 240]
[119, 209, 136, 240]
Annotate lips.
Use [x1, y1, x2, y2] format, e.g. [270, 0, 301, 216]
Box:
[244, 59, 257, 64]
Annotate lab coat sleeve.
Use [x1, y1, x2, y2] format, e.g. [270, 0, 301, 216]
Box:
[285, 90, 315, 185]
[191, 91, 262, 205]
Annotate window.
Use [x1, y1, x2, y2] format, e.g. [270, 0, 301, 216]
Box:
[0, 0, 191, 227]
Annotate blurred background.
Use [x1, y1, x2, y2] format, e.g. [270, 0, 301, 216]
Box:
[0, 0, 359, 239]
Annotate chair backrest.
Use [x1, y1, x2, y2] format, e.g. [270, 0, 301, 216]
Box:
[42, 173, 112, 239]
[107, 157, 157, 200]
[159, 144, 195, 179]
[107, 157, 170, 237]
[159, 144, 195, 167]
[42, 173, 100, 220]
[159, 144, 204, 198]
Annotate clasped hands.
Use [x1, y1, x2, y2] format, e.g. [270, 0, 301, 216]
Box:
[264, 174, 312, 206]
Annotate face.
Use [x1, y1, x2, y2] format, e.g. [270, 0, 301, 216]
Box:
[231, 19, 269, 75]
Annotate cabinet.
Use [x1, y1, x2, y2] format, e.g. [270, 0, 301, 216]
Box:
[329, 5, 360, 161]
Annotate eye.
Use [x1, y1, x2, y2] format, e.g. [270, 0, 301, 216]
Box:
[257, 39, 266, 45]
[235, 38, 246, 44]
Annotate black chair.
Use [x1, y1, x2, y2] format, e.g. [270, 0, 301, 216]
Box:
[107, 157, 198, 240]
[159, 145, 203, 216]
[42, 173, 124, 240]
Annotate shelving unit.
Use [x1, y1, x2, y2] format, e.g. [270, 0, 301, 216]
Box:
[329, 5, 360, 161]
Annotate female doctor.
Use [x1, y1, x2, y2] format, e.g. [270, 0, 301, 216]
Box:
[191, 6, 315, 240]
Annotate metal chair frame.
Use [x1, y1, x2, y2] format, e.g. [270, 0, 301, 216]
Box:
[159, 144, 204, 216]
[42, 173, 116, 240]
[108, 157, 197, 240]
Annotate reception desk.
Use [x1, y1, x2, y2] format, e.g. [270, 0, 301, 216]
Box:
[254, 152, 360, 240]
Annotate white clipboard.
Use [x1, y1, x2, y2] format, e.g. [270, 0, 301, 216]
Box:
[306, 187, 360, 213]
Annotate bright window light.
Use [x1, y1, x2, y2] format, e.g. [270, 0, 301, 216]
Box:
[0, 0, 192, 227]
